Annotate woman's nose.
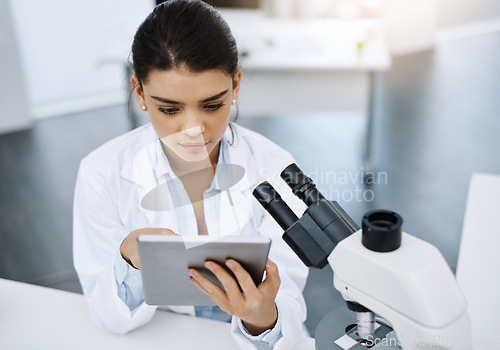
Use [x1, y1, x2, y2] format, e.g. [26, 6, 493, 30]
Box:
[181, 112, 205, 137]
[182, 125, 204, 138]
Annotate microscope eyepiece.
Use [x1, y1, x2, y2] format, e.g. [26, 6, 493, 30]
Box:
[252, 181, 278, 209]
[362, 210, 403, 252]
[281, 163, 325, 206]
[253, 164, 359, 268]
[252, 181, 299, 231]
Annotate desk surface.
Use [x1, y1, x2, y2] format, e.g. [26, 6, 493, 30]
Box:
[0, 278, 238, 350]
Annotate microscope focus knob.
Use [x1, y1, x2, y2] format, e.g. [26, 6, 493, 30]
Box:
[362, 210, 402, 252]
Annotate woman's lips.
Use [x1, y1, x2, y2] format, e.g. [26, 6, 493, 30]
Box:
[179, 141, 209, 152]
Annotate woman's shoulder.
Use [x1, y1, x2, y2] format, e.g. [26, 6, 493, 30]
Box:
[232, 123, 294, 161]
[229, 124, 298, 181]
[79, 123, 155, 175]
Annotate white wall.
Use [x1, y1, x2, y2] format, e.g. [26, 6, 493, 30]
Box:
[8, 0, 154, 119]
[382, 0, 436, 56]
[436, 0, 500, 29]
[0, 0, 31, 133]
[436, 0, 500, 42]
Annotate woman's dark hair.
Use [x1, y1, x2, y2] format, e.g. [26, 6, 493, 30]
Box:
[131, 0, 239, 85]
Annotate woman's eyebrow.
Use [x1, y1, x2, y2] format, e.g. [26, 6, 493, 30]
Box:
[151, 96, 183, 105]
[201, 89, 229, 103]
[150, 89, 229, 105]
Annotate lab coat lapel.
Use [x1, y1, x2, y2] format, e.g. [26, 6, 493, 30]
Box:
[119, 130, 179, 231]
[218, 136, 259, 237]
[119, 124, 157, 189]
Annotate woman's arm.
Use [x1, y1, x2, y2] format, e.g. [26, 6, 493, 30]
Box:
[73, 159, 158, 334]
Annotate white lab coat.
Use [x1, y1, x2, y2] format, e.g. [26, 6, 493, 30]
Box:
[73, 123, 310, 349]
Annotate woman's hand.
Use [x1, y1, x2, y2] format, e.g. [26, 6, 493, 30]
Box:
[120, 228, 177, 269]
[188, 258, 281, 335]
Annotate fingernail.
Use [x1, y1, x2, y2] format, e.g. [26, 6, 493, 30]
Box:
[188, 269, 196, 278]
[205, 261, 213, 269]
[226, 259, 235, 268]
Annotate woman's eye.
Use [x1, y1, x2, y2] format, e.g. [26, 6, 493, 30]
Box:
[204, 103, 224, 112]
[158, 107, 179, 116]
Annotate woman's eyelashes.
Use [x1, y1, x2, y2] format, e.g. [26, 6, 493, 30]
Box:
[157, 103, 225, 116]
[158, 107, 179, 116]
[203, 102, 225, 112]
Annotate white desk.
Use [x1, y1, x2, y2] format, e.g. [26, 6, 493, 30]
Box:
[456, 173, 500, 349]
[0, 278, 238, 349]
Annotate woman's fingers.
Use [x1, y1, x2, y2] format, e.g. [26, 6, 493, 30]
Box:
[121, 227, 178, 269]
[204, 261, 245, 305]
[188, 273, 210, 295]
[225, 259, 259, 298]
[188, 267, 228, 307]
[156, 228, 177, 235]
[258, 259, 281, 295]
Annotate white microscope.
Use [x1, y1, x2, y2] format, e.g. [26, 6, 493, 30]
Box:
[253, 164, 472, 349]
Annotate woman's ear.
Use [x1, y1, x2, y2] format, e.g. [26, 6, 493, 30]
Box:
[131, 75, 147, 110]
[232, 70, 242, 102]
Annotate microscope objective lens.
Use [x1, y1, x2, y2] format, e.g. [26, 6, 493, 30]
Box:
[356, 311, 375, 339]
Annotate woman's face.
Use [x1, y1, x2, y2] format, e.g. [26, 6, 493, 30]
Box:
[132, 67, 241, 164]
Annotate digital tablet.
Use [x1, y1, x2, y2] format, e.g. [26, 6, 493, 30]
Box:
[137, 235, 271, 306]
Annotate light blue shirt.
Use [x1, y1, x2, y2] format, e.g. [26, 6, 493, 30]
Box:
[113, 133, 282, 346]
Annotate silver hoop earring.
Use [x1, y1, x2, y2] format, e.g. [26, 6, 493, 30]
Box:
[141, 105, 147, 111]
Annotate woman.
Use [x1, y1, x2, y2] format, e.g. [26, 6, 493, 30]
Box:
[73, 1, 309, 348]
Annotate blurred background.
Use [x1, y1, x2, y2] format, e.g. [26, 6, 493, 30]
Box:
[1, 0, 499, 336]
